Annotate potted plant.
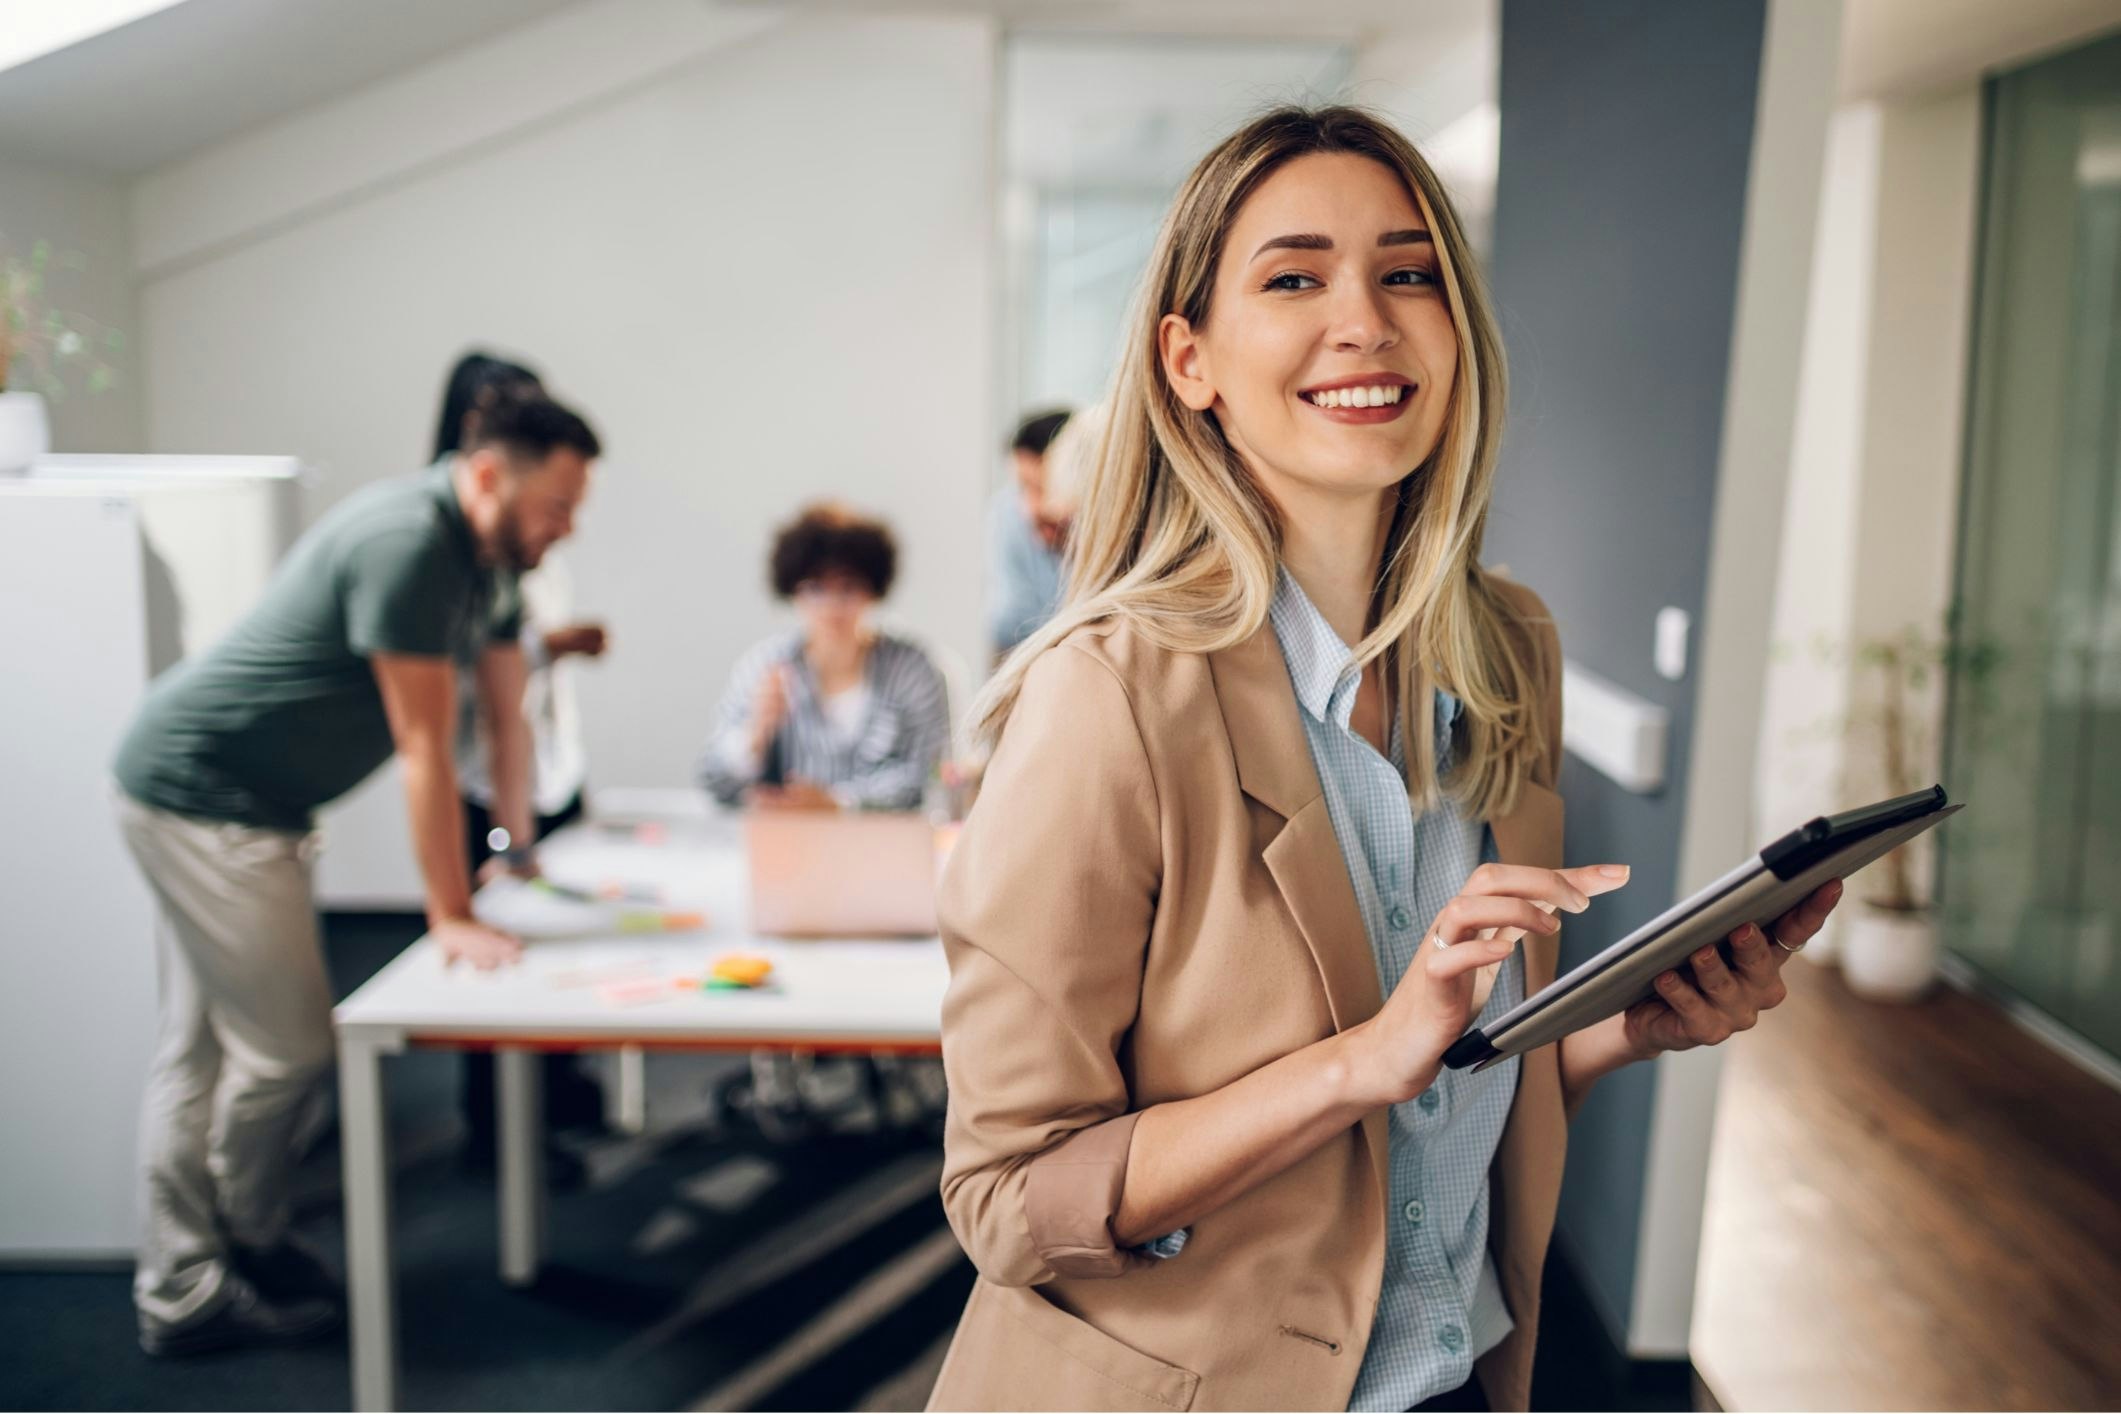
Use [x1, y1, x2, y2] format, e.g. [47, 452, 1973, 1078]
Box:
[1, 236, 124, 472]
[1824, 615, 2001, 1000]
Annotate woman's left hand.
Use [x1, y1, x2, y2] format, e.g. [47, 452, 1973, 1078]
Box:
[1621, 879, 1844, 1056]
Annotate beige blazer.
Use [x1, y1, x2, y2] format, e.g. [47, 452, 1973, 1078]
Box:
[929, 579, 1568, 1413]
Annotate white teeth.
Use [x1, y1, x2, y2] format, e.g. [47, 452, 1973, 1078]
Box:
[1308, 384, 1405, 408]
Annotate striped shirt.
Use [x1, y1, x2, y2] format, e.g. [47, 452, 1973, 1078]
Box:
[697, 630, 949, 811]
[1268, 571, 1523, 1412]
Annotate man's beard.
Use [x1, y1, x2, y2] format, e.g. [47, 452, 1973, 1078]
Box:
[497, 515, 540, 572]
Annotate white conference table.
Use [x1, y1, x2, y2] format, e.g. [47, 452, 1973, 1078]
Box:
[332, 789, 949, 1411]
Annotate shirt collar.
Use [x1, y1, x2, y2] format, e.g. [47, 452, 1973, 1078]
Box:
[427, 456, 476, 558]
[1268, 568, 1466, 735]
[1269, 570, 1359, 728]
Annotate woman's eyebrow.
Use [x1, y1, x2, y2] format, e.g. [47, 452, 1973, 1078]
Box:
[1249, 228, 1434, 261]
[1251, 232, 1333, 260]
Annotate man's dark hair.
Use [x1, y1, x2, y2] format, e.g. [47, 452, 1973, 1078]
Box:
[434, 351, 543, 460]
[1011, 408, 1072, 458]
[770, 503, 897, 599]
[464, 388, 602, 464]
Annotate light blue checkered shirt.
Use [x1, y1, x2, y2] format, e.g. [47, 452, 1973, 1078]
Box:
[1133, 574, 1525, 1406]
[1273, 571, 1522, 1410]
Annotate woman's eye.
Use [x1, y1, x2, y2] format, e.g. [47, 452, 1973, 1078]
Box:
[1262, 271, 1321, 292]
[1384, 267, 1437, 288]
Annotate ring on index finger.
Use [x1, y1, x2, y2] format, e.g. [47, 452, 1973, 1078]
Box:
[1431, 932, 1451, 952]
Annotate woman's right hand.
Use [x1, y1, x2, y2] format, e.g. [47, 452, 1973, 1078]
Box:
[1343, 862, 1630, 1107]
[748, 664, 791, 756]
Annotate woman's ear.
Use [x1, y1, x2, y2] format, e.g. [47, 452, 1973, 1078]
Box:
[1159, 313, 1218, 413]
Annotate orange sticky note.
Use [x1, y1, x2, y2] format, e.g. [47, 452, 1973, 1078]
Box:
[710, 954, 774, 988]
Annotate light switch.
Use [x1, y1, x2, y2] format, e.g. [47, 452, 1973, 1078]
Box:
[1655, 606, 1689, 681]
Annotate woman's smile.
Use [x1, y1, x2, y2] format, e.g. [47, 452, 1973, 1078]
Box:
[1297, 373, 1417, 425]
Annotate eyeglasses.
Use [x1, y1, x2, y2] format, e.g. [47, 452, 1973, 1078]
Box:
[794, 580, 873, 606]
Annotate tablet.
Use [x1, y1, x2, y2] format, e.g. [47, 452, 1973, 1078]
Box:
[1442, 784, 1962, 1072]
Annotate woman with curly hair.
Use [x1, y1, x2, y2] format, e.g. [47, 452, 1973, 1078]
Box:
[699, 503, 949, 811]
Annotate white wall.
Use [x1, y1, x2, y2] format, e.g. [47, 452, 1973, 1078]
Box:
[0, 154, 143, 454]
[1842, 89, 1981, 837]
[1755, 87, 1981, 912]
[131, 5, 998, 819]
[1753, 107, 1877, 850]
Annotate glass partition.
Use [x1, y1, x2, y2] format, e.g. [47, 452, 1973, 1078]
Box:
[1943, 32, 2121, 1060]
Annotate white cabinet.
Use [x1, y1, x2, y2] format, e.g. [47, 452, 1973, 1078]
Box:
[0, 457, 299, 1258]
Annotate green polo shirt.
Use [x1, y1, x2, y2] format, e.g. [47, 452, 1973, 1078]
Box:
[114, 463, 521, 831]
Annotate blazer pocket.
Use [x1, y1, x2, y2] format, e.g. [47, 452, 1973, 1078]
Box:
[947, 1280, 1200, 1412]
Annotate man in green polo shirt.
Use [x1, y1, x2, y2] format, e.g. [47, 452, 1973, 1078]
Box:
[112, 391, 600, 1356]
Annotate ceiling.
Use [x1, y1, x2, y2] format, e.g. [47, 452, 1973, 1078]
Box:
[0, 0, 1490, 180]
[737, 0, 1468, 41]
[0, 0, 577, 174]
[1838, 0, 2121, 98]
[1004, 34, 1355, 191]
[23, 0, 2092, 184]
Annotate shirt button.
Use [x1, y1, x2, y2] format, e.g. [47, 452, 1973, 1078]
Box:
[1418, 1089, 1441, 1112]
[1402, 1198, 1425, 1225]
[1388, 904, 1412, 931]
[1439, 1324, 1465, 1353]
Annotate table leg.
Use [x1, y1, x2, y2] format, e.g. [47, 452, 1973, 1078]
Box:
[339, 1032, 398, 1412]
[615, 1045, 647, 1134]
[497, 1047, 545, 1286]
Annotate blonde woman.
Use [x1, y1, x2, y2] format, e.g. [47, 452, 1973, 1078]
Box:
[930, 106, 1841, 1413]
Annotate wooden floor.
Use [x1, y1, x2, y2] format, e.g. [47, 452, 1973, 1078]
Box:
[1694, 956, 2121, 1411]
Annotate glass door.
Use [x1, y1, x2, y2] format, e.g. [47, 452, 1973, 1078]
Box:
[1944, 32, 2121, 1059]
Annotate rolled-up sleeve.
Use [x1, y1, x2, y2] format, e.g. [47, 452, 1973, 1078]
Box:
[936, 640, 1161, 1288]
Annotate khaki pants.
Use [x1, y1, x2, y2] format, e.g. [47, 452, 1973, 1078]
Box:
[113, 789, 333, 1329]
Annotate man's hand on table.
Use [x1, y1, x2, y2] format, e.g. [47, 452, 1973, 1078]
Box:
[476, 849, 543, 888]
[435, 916, 523, 970]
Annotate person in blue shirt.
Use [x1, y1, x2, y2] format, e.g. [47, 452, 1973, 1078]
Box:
[986, 408, 1073, 661]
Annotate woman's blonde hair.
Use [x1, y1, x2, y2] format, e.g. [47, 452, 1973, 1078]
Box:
[1036, 399, 1108, 521]
[974, 104, 1547, 818]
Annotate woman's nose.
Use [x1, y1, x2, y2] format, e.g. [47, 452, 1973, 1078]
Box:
[1328, 285, 1399, 355]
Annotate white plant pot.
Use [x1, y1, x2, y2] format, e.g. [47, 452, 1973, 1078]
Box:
[0, 390, 52, 473]
[1841, 903, 1938, 1001]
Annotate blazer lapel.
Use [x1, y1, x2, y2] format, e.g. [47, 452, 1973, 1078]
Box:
[1209, 626, 1393, 1210]
[1207, 627, 1383, 1035]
